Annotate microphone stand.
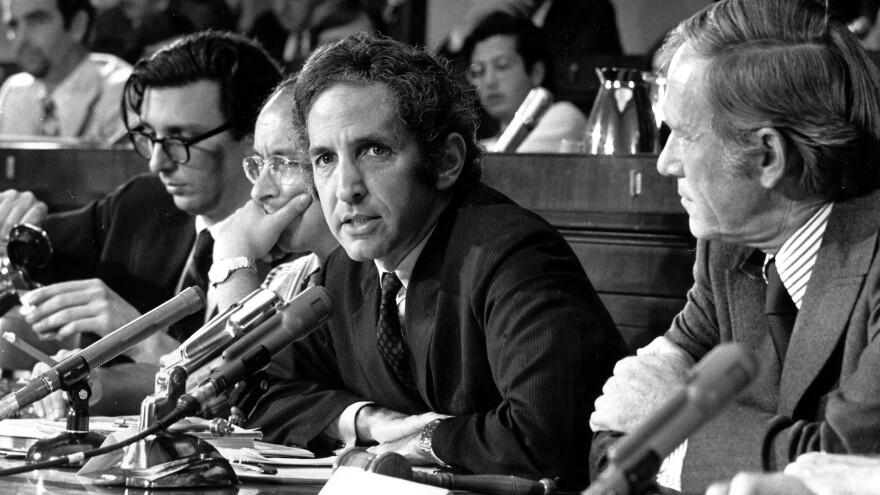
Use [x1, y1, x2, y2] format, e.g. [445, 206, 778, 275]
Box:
[119, 288, 281, 488]
[25, 379, 106, 465]
[119, 286, 331, 488]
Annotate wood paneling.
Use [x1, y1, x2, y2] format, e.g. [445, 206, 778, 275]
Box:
[482, 153, 695, 350]
[0, 143, 145, 212]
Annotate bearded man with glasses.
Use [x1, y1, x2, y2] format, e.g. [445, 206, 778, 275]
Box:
[0, 31, 282, 418]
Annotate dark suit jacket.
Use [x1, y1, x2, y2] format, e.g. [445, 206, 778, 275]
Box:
[593, 188, 880, 493]
[32, 174, 194, 320]
[246, 183, 627, 488]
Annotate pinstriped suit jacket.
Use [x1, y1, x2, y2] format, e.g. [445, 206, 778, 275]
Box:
[594, 188, 880, 494]
[246, 183, 628, 489]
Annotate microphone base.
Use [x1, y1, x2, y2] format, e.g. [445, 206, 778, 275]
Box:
[26, 430, 106, 465]
[121, 431, 237, 488]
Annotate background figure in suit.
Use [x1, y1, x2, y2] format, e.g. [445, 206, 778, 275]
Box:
[0, 0, 131, 143]
[590, 0, 880, 493]
[243, 32, 627, 490]
[0, 31, 282, 418]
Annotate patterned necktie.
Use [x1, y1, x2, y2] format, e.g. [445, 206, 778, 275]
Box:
[376, 272, 415, 390]
[765, 257, 797, 363]
[170, 229, 214, 341]
[39, 97, 61, 137]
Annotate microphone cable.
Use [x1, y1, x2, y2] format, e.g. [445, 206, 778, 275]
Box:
[0, 401, 192, 477]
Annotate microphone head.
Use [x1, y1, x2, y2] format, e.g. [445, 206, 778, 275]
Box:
[604, 342, 759, 487]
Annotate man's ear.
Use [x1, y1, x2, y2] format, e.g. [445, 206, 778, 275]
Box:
[435, 133, 466, 191]
[755, 127, 789, 190]
[529, 60, 546, 88]
[68, 10, 90, 44]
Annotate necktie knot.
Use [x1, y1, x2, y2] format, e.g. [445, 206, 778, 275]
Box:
[765, 258, 796, 316]
[765, 257, 797, 363]
[381, 272, 402, 301]
[39, 97, 60, 137]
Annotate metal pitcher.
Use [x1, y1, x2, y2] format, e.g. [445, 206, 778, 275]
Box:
[583, 67, 660, 155]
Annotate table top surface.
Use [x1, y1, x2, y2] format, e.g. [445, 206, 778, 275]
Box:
[0, 458, 324, 494]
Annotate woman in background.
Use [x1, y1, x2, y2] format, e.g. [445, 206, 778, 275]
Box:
[462, 12, 587, 153]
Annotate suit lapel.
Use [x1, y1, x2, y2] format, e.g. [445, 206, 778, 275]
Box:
[727, 248, 784, 392]
[778, 196, 878, 415]
[351, 264, 382, 376]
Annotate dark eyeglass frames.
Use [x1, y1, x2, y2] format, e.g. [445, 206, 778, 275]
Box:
[128, 122, 234, 165]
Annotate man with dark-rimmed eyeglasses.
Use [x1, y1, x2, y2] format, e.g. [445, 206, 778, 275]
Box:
[0, 31, 282, 418]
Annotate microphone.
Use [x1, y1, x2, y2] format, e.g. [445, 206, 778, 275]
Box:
[491, 87, 553, 152]
[0, 286, 205, 421]
[180, 286, 332, 415]
[585, 343, 759, 495]
[165, 287, 281, 375]
[335, 449, 557, 495]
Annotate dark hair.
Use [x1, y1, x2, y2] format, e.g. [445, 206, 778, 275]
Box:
[292, 32, 482, 195]
[461, 12, 553, 91]
[660, 0, 880, 199]
[56, 0, 95, 34]
[123, 31, 283, 140]
[309, 0, 386, 48]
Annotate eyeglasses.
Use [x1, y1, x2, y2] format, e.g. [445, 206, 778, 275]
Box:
[128, 122, 234, 165]
[242, 155, 301, 184]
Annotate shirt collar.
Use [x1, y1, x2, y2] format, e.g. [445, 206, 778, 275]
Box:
[761, 202, 833, 308]
[374, 226, 436, 290]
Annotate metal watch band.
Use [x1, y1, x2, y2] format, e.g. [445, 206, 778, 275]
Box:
[209, 256, 257, 286]
[418, 418, 446, 464]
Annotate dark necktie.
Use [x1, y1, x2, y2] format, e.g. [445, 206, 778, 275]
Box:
[170, 229, 214, 341]
[39, 97, 61, 137]
[765, 258, 797, 363]
[376, 272, 415, 390]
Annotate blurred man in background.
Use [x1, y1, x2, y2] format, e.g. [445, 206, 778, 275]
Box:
[0, 0, 131, 144]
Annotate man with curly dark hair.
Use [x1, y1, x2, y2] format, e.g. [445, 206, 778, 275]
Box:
[244, 33, 627, 490]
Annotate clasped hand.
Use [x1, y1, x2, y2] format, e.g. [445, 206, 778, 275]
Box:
[591, 336, 695, 433]
[21, 279, 140, 340]
[356, 406, 452, 465]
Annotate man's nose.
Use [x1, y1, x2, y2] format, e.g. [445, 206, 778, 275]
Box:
[335, 157, 366, 203]
[656, 141, 683, 177]
[148, 143, 177, 174]
[252, 166, 280, 202]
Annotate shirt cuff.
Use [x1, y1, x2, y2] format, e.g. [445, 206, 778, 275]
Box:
[336, 401, 373, 447]
[656, 439, 687, 491]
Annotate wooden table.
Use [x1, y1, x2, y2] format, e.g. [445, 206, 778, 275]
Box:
[0, 458, 324, 494]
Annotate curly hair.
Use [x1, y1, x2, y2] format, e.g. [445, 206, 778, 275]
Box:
[291, 32, 482, 195]
[659, 0, 880, 200]
[122, 31, 283, 140]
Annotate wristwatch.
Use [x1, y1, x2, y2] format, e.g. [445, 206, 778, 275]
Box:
[418, 418, 446, 464]
[208, 257, 257, 286]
